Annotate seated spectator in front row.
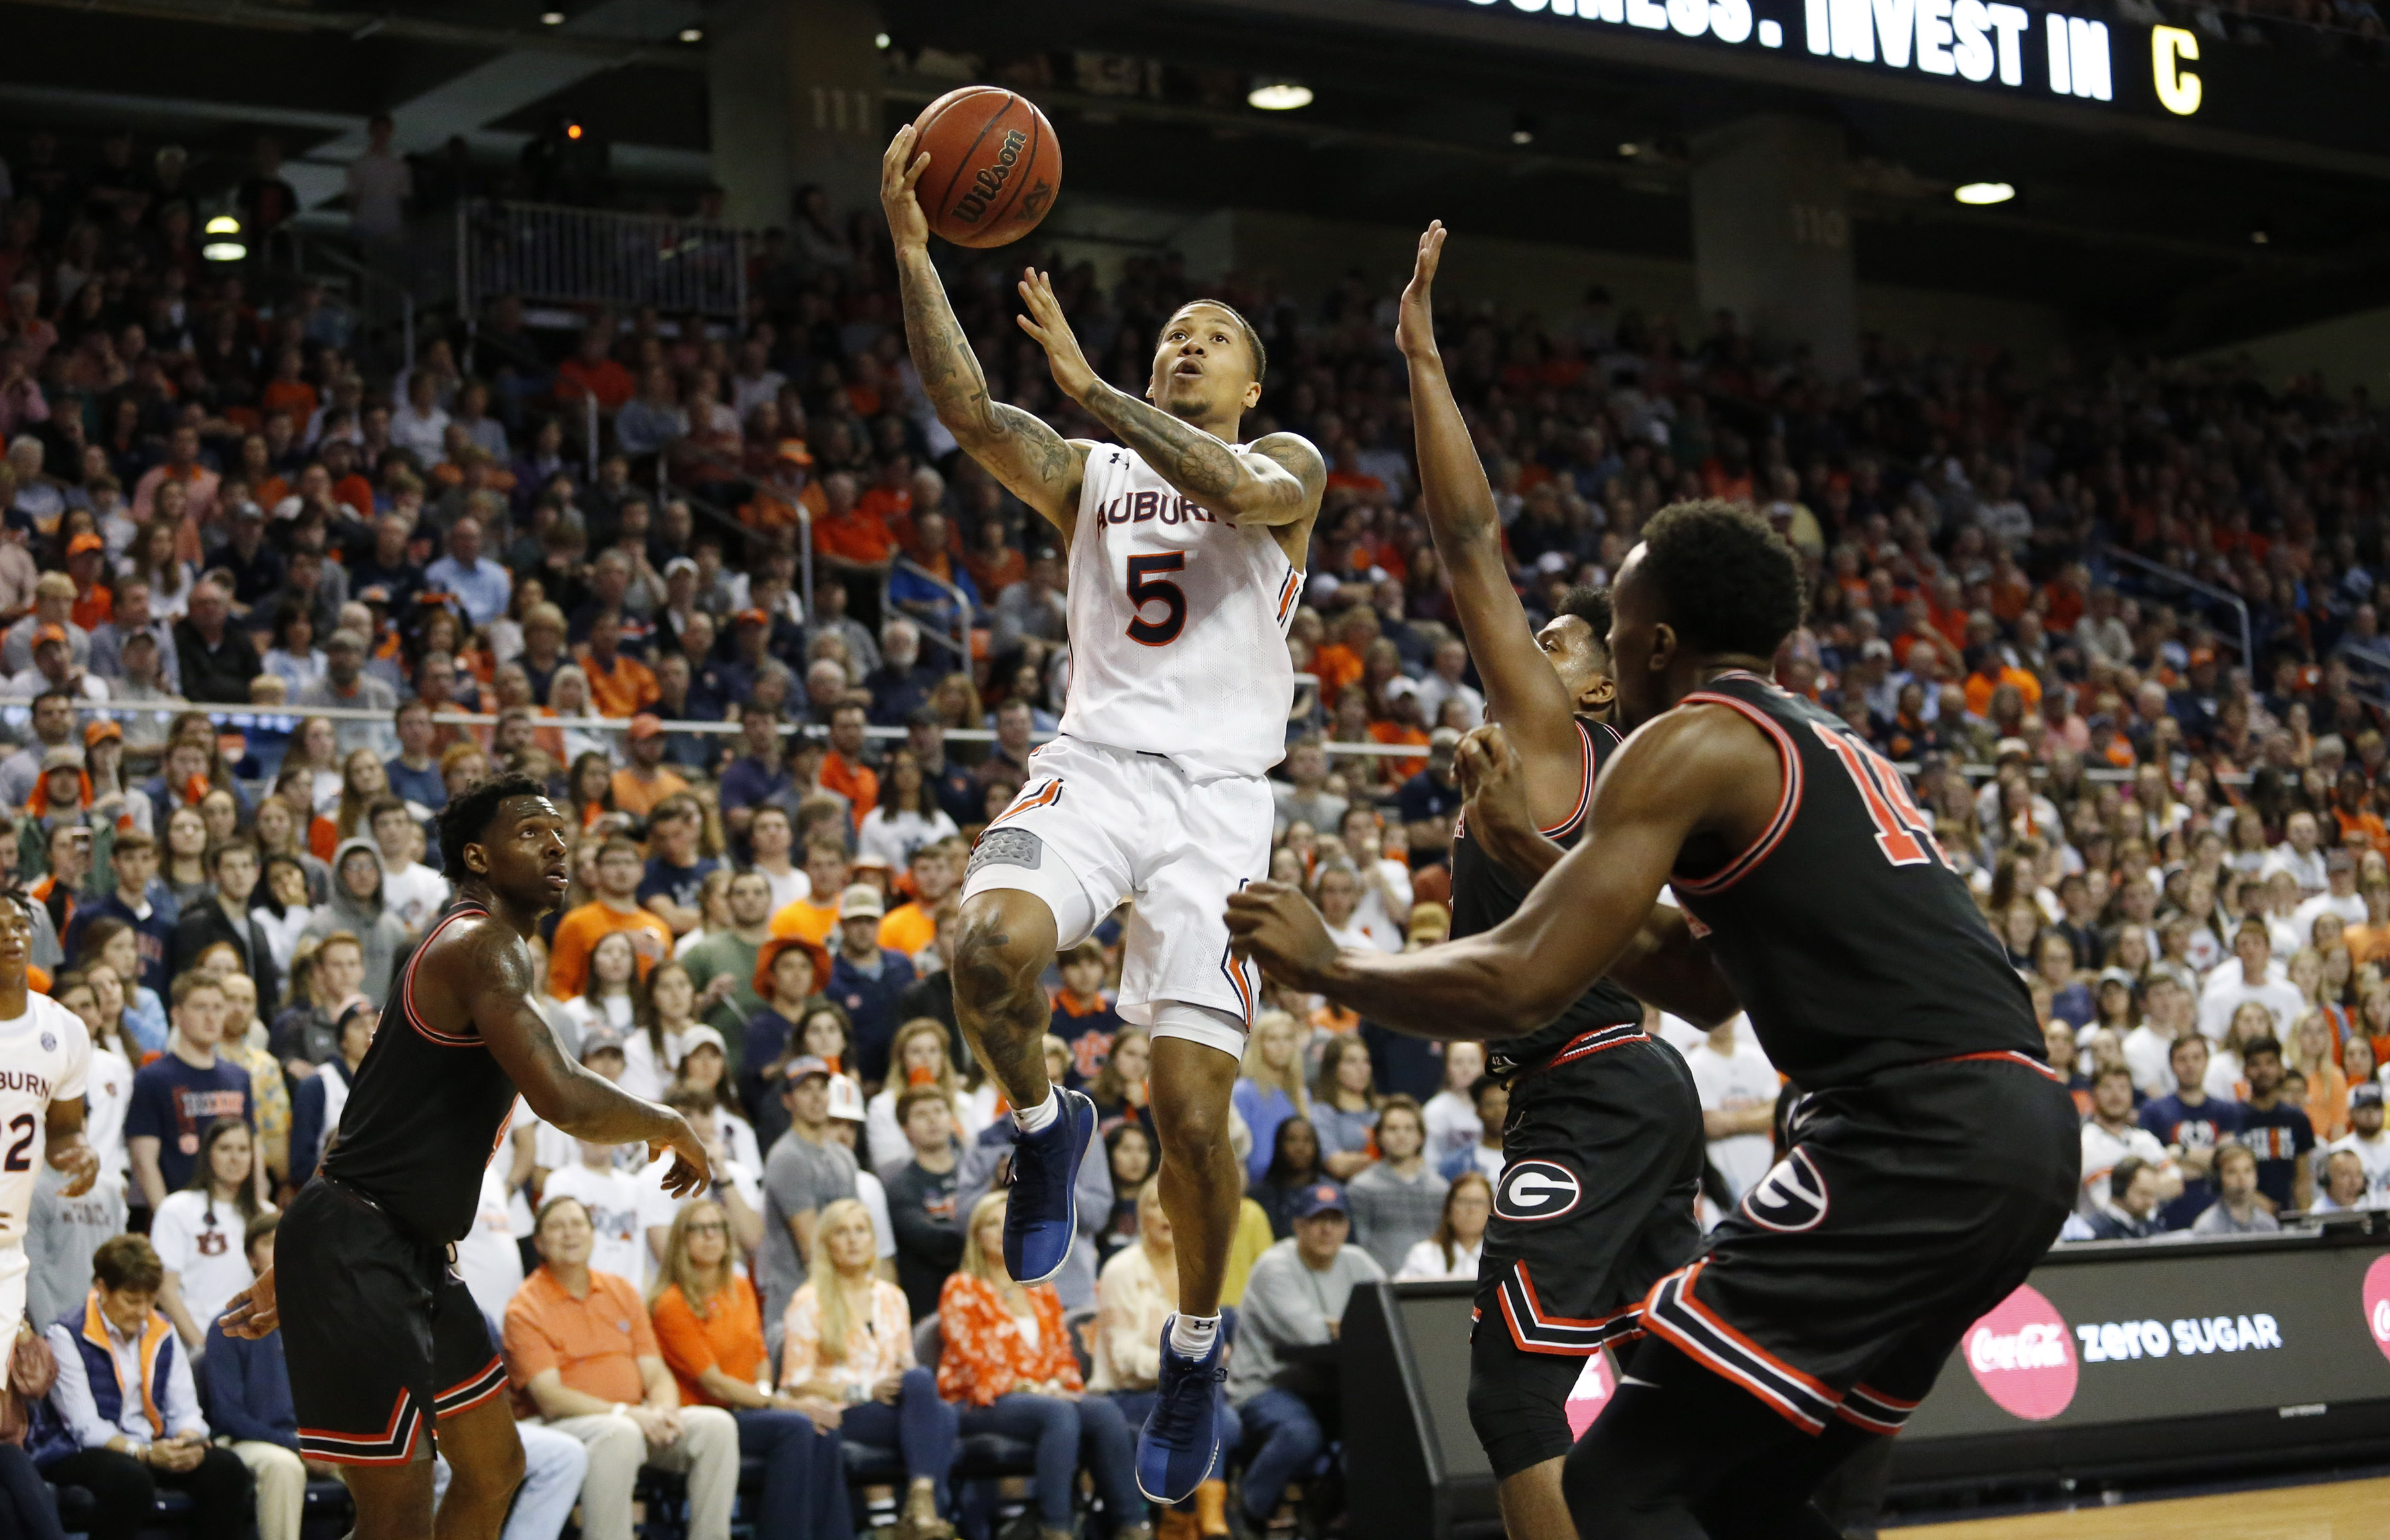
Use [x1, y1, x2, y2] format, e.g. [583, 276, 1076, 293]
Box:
[1225, 1182, 1386, 1537]
[2060, 1156, 2165, 1242]
[2193, 1143, 2282, 1234]
[937, 1193, 1147, 1540]
[504, 1195, 741, 1540]
[777, 1199, 959, 1539]
[201, 1215, 306, 1540]
[649, 1201, 852, 1540]
[31, 1234, 256, 1540]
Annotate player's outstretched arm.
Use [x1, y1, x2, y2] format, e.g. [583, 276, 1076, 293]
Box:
[881, 126, 1088, 536]
[1397, 223, 1579, 777]
[1230, 706, 1764, 1038]
[1454, 724, 1740, 1027]
[467, 929, 711, 1197]
[1015, 268, 1324, 528]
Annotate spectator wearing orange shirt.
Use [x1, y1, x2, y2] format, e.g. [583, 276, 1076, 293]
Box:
[1367, 682, 1432, 782]
[65, 532, 113, 631]
[2342, 874, 2390, 968]
[1308, 608, 1374, 704]
[577, 611, 659, 720]
[548, 837, 677, 1000]
[2332, 765, 2390, 862]
[258, 348, 317, 424]
[813, 471, 894, 625]
[937, 1193, 1145, 1539]
[648, 1200, 853, 1540]
[744, 442, 827, 540]
[505, 1195, 741, 1540]
[821, 702, 880, 824]
[856, 453, 914, 537]
[611, 716, 690, 818]
[555, 326, 635, 415]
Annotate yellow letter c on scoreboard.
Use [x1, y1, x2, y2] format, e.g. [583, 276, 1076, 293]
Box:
[2153, 25, 2201, 115]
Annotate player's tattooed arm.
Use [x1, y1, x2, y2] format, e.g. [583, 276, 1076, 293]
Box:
[1014, 266, 1323, 526]
[467, 928, 711, 1195]
[882, 127, 1087, 535]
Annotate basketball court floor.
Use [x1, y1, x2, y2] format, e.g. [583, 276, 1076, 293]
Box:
[1898, 1474, 2390, 1538]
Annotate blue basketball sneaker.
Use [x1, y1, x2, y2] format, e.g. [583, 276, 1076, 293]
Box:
[1002, 1087, 1097, 1284]
[1136, 1314, 1228, 1505]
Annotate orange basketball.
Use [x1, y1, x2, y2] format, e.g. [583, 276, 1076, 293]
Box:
[910, 86, 1062, 250]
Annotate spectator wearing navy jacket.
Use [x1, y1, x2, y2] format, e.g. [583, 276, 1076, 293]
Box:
[203, 1214, 308, 1540]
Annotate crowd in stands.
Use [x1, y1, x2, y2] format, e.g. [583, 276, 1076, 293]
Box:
[0, 134, 2387, 1539]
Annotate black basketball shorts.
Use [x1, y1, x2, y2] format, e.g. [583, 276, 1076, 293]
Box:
[278, 1178, 508, 1465]
[1467, 1026, 1704, 1478]
[1638, 1051, 2079, 1437]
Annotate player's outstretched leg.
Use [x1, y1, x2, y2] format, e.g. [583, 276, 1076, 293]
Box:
[430, 1395, 528, 1540]
[1137, 1031, 1244, 1505]
[951, 887, 1097, 1283]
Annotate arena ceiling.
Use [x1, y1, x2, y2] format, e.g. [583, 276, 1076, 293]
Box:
[0, 0, 2383, 356]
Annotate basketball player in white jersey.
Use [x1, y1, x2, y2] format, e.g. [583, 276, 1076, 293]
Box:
[0, 893, 103, 1332]
[882, 125, 1326, 1500]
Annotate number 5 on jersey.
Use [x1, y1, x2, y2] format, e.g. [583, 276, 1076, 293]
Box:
[1808, 720, 1950, 870]
[1125, 553, 1188, 647]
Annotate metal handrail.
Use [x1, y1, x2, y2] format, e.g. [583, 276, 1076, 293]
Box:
[2101, 547, 2256, 670]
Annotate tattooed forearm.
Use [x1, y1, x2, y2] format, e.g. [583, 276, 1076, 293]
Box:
[896, 247, 1083, 522]
[896, 245, 998, 435]
[1080, 382, 1247, 499]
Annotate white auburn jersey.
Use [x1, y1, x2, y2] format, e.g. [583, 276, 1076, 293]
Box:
[0, 994, 92, 1261]
[1058, 442, 1305, 780]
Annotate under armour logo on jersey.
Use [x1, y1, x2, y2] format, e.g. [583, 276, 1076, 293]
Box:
[1742, 1148, 1829, 1233]
[1494, 1159, 1583, 1222]
[968, 829, 1044, 878]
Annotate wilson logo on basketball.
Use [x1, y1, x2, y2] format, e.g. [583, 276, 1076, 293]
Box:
[1494, 1160, 1581, 1221]
[1964, 1284, 2077, 1421]
[953, 129, 1028, 225]
[2363, 1255, 2390, 1361]
[1741, 1148, 1828, 1233]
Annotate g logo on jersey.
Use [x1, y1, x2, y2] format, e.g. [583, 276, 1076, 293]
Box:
[1742, 1148, 1829, 1232]
[1494, 1160, 1582, 1222]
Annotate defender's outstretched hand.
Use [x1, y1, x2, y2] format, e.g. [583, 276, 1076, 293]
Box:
[219, 1267, 278, 1340]
[1395, 219, 1447, 359]
[650, 1111, 714, 1198]
[1016, 268, 1099, 404]
[1227, 881, 1340, 993]
[880, 125, 932, 251]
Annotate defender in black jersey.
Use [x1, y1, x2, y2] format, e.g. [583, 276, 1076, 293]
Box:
[1395, 220, 1722, 1540]
[220, 773, 710, 1540]
[1230, 502, 2077, 1539]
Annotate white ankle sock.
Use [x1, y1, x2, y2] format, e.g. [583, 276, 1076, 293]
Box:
[1012, 1093, 1058, 1135]
[1170, 1313, 1221, 1358]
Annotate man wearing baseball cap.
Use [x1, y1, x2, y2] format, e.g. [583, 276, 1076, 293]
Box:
[1224, 1180, 1385, 1535]
[609, 713, 688, 818]
[7, 622, 106, 703]
[757, 1055, 860, 1338]
[827, 884, 916, 1086]
[2328, 1081, 2390, 1206]
[64, 530, 112, 631]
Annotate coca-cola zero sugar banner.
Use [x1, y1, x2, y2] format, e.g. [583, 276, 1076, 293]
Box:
[1902, 1238, 2390, 1440]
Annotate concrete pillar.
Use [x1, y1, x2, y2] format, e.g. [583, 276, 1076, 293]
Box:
[707, 0, 882, 231]
[1688, 115, 1858, 377]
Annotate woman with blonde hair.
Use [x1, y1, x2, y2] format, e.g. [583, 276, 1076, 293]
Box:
[649, 1199, 853, 1539]
[863, 1019, 995, 1175]
[546, 665, 612, 765]
[332, 746, 393, 844]
[937, 1192, 1148, 1540]
[1395, 1170, 1492, 1281]
[1230, 1010, 1308, 1185]
[2290, 1012, 2351, 1142]
[285, 715, 346, 815]
[779, 1199, 957, 1539]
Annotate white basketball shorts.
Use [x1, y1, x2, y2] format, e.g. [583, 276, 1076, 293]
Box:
[961, 735, 1270, 1053]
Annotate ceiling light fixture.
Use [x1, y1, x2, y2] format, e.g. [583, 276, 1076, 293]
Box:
[1247, 80, 1313, 111]
[1511, 112, 1538, 146]
[1619, 142, 1639, 157]
[204, 214, 241, 236]
[202, 241, 246, 262]
[874, 31, 890, 47]
[2250, 226, 2270, 244]
[540, 9, 563, 21]
[1953, 181, 2015, 205]
[678, 26, 700, 40]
